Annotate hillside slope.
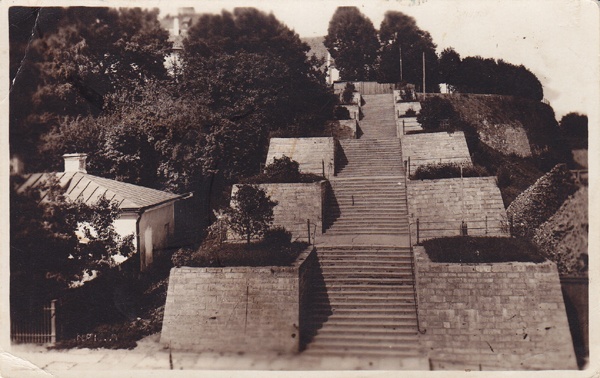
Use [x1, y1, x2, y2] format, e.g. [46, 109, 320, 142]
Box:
[533, 186, 588, 277]
[442, 93, 566, 160]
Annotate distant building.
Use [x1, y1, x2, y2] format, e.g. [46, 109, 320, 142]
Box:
[15, 153, 193, 272]
[160, 8, 199, 75]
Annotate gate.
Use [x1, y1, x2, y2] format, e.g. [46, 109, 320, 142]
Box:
[11, 299, 57, 344]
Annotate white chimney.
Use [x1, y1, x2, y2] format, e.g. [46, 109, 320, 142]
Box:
[63, 153, 87, 173]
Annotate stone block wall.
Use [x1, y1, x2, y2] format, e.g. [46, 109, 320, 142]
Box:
[266, 137, 335, 178]
[340, 105, 360, 120]
[161, 247, 317, 353]
[407, 177, 508, 242]
[231, 181, 326, 241]
[402, 131, 472, 174]
[397, 117, 422, 136]
[414, 246, 577, 370]
[325, 119, 358, 139]
[396, 101, 421, 117]
[477, 120, 532, 157]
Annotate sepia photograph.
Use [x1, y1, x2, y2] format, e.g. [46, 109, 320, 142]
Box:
[1, 0, 597, 375]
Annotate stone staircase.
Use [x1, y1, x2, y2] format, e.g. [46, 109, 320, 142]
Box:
[303, 246, 420, 357]
[324, 176, 409, 235]
[303, 93, 421, 360]
[359, 94, 398, 139]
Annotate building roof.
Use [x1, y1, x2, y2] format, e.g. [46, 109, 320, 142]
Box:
[17, 172, 184, 211]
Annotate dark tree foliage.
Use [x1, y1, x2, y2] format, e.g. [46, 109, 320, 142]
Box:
[227, 185, 277, 244]
[10, 174, 134, 311]
[449, 55, 543, 101]
[438, 47, 461, 87]
[9, 7, 172, 171]
[181, 8, 336, 179]
[417, 96, 457, 130]
[559, 112, 588, 149]
[341, 82, 356, 104]
[324, 7, 379, 81]
[378, 11, 439, 92]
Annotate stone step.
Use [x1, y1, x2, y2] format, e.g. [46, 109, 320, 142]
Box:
[314, 285, 415, 300]
[324, 230, 411, 235]
[318, 259, 412, 265]
[311, 307, 417, 317]
[318, 277, 414, 285]
[310, 301, 416, 309]
[311, 333, 418, 344]
[319, 265, 413, 272]
[314, 283, 415, 291]
[308, 319, 417, 329]
[325, 225, 409, 231]
[304, 341, 419, 353]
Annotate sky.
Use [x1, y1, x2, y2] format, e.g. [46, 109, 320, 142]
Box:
[158, 0, 599, 120]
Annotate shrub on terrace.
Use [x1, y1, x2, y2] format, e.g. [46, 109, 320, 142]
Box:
[341, 82, 356, 104]
[422, 236, 546, 264]
[242, 156, 324, 184]
[334, 106, 351, 120]
[410, 162, 489, 180]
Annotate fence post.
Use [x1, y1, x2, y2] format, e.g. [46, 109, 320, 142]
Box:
[407, 157, 411, 177]
[307, 219, 311, 245]
[403, 119, 405, 135]
[460, 164, 463, 178]
[461, 221, 468, 236]
[50, 299, 57, 345]
[416, 218, 420, 245]
[485, 216, 488, 235]
[322, 160, 325, 178]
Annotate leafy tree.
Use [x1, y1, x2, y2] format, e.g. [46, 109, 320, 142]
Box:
[378, 11, 439, 92]
[450, 56, 543, 101]
[9, 7, 172, 171]
[227, 185, 277, 244]
[559, 112, 588, 149]
[324, 7, 379, 80]
[10, 174, 135, 311]
[438, 47, 461, 87]
[417, 96, 457, 130]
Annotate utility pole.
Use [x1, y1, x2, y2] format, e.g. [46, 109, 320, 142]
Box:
[399, 44, 403, 82]
[422, 51, 426, 94]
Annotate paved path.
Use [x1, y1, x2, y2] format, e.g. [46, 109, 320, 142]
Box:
[3, 334, 428, 374]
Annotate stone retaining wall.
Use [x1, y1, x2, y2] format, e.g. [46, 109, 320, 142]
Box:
[231, 181, 326, 241]
[407, 177, 508, 242]
[161, 247, 317, 353]
[266, 137, 335, 178]
[402, 131, 472, 174]
[414, 246, 577, 370]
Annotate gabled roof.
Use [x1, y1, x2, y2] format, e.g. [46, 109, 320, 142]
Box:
[17, 172, 184, 211]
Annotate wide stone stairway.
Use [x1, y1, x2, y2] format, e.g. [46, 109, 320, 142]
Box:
[304, 94, 422, 362]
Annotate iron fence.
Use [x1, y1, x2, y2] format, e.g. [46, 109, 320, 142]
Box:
[11, 299, 57, 345]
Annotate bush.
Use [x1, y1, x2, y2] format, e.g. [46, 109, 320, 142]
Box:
[411, 162, 489, 180]
[241, 156, 324, 184]
[171, 247, 195, 267]
[264, 155, 300, 182]
[422, 236, 546, 264]
[263, 226, 292, 247]
[334, 106, 351, 120]
[341, 82, 356, 104]
[417, 96, 457, 130]
[404, 108, 417, 117]
[175, 239, 309, 268]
